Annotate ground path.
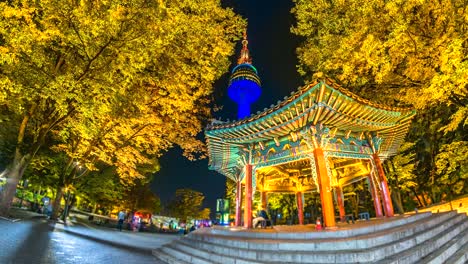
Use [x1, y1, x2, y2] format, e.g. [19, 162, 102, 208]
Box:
[0, 209, 180, 264]
[419, 196, 468, 214]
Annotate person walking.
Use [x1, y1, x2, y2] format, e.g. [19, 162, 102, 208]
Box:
[117, 210, 126, 231]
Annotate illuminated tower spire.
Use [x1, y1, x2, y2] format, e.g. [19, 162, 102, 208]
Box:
[237, 32, 252, 65]
[228, 32, 262, 119]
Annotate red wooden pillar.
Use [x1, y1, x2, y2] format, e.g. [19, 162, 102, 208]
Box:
[244, 164, 253, 228]
[367, 173, 383, 217]
[235, 180, 242, 226]
[373, 154, 394, 217]
[296, 191, 304, 225]
[335, 186, 346, 222]
[313, 148, 336, 228]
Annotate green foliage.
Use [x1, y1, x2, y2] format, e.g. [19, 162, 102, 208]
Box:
[16, 189, 36, 203]
[292, 0, 468, 207]
[0, 0, 245, 211]
[292, 0, 468, 115]
[386, 143, 417, 192]
[167, 188, 207, 221]
[74, 163, 161, 213]
[224, 178, 237, 215]
[23, 148, 68, 190]
[435, 141, 468, 195]
[267, 193, 296, 221]
[199, 207, 211, 220]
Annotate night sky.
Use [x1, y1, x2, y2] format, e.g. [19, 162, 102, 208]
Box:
[150, 0, 303, 214]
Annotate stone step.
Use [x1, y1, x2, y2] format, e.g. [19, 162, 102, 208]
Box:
[203, 212, 433, 240]
[173, 241, 222, 263]
[178, 213, 467, 263]
[155, 212, 467, 264]
[177, 238, 336, 264]
[152, 248, 190, 264]
[174, 240, 265, 264]
[188, 212, 456, 252]
[162, 243, 221, 264]
[443, 235, 468, 264]
[378, 213, 468, 264]
[177, 241, 265, 264]
[419, 225, 468, 264]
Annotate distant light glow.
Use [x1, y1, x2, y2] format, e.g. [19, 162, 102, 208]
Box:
[228, 79, 261, 119]
[232, 63, 258, 74]
[237, 103, 252, 119]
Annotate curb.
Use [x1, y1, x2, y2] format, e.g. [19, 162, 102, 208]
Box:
[0, 216, 21, 222]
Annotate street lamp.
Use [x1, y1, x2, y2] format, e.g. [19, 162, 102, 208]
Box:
[62, 161, 82, 223]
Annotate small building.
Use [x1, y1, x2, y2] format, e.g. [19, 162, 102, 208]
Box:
[205, 36, 416, 228]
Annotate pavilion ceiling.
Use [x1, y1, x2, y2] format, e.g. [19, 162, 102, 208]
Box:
[254, 157, 372, 193]
[256, 159, 316, 193]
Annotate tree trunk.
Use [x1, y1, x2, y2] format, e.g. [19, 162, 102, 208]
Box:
[388, 160, 404, 213]
[51, 185, 65, 220]
[423, 192, 431, 207]
[0, 156, 29, 216]
[0, 105, 46, 216]
[411, 188, 425, 207]
[350, 194, 359, 217]
[62, 191, 72, 222]
[391, 187, 404, 214]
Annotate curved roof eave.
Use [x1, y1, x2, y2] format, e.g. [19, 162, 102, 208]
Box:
[206, 79, 415, 142]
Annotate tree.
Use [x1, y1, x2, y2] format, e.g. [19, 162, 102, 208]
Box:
[384, 142, 417, 211]
[167, 188, 208, 222]
[120, 162, 162, 214]
[198, 207, 211, 220]
[292, 0, 468, 207]
[74, 166, 125, 213]
[0, 0, 245, 215]
[267, 193, 296, 223]
[435, 141, 468, 200]
[292, 0, 467, 121]
[224, 178, 237, 217]
[23, 152, 63, 195]
[76, 168, 161, 214]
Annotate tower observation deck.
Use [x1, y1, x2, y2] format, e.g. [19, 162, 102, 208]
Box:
[227, 32, 261, 119]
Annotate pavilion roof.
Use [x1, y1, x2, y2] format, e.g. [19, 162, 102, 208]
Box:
[205, 78, 416, 180]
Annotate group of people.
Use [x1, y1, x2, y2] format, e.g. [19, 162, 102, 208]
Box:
[116, 210, 150, 231]
[116, 210, 272, 232]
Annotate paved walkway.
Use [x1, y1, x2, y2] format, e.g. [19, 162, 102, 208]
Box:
[419, 196, 468, 215]
[0, 208, 180, 264]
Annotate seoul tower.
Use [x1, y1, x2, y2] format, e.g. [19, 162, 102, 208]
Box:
[228, 32, 261, 119]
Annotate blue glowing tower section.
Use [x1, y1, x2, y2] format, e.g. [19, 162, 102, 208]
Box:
[228, 33, 261, 119]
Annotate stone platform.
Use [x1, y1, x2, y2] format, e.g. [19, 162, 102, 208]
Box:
[153, 211, 468, 264]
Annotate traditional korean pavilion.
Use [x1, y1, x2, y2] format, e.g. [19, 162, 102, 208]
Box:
[205, 36, 416, 229]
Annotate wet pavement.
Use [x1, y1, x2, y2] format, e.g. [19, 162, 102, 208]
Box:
[0, 209, 179, 264]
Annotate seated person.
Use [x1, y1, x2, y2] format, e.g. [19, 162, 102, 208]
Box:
[259, 209, 268, 219]
[253, 209, 269, 228]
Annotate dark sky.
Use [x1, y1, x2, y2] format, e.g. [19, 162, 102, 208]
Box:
[150, 0, 303, 214]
